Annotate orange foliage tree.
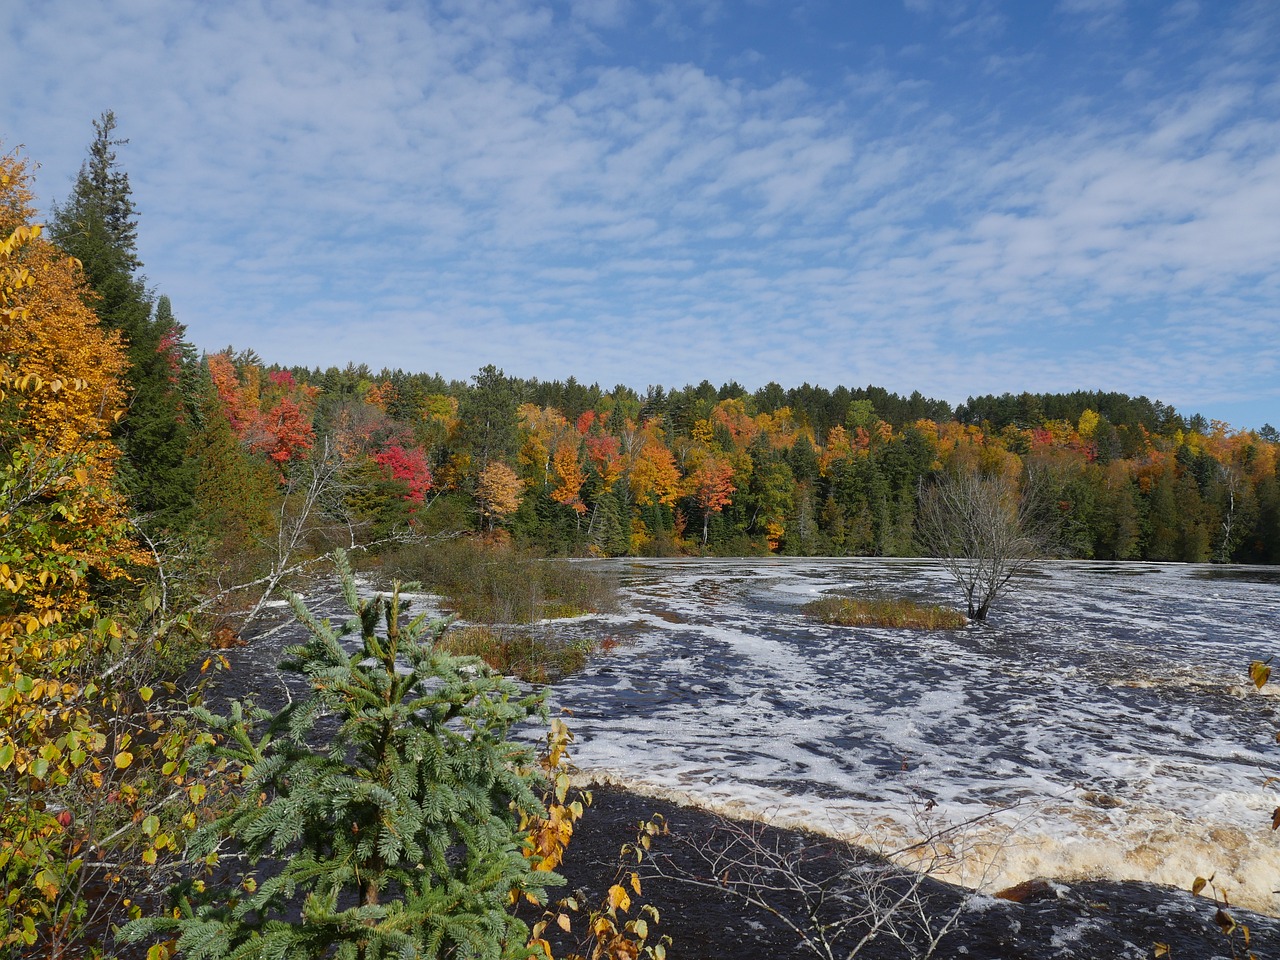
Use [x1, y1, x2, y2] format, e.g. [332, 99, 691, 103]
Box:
[686, 455, 736, 547]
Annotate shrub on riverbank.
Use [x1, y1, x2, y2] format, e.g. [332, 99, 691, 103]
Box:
[803, 595, 968, 629]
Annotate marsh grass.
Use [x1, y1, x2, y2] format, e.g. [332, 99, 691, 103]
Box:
[384, 537, 620, 624]
[802, 595, 968, 630]
[437, 624, 611, 683]
[381, 537, 623, 682]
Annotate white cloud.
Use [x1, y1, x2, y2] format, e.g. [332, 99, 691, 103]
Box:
[2, 0, 1278, 426]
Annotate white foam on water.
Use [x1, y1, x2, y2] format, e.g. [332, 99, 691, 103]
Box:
[546, 558, 1280, 914]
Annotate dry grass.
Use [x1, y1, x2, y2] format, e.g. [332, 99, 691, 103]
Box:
[436, 624, 613, 684]
[802, 596, 968, 630]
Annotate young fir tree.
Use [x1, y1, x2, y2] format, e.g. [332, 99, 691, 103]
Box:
[122, 551, 560, 960]
[50, 111, 197, 525]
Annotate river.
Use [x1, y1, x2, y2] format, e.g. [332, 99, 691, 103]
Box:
[524, 558, 1280, 915]
[216, 556, 1280, 952]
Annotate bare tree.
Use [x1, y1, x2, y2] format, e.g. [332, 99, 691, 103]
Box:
[915, 468, 1053, 622]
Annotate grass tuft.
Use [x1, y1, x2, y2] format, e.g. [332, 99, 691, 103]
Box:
[435, 624, 608, 684]
[802, 596, 968, 630]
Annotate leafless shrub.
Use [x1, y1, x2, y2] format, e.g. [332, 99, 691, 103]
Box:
[638, 804, 994, 960]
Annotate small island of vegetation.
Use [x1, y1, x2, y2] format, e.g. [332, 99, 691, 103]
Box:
[803, 595, 969, 630]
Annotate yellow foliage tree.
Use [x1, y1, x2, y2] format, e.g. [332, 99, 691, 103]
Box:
[477, 460, 524, 531]
[0, 150, 167, 954]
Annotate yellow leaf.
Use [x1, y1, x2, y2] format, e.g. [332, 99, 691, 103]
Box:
[629, 871, 642, 895]
[142, 847, 157, 866]
[1250, 660, 1271, 690]
[608, 883, 631, 915]
[114, 751, 133, 770]
[556, 913, 571, 933]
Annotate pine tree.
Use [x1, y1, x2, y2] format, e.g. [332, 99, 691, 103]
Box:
[458, 365, 520, 471]
[123, 551, 560, 960]
[50, 111, 197, 524]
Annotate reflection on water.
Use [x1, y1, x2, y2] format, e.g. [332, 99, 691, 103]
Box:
[1193, 564, 1280, 586]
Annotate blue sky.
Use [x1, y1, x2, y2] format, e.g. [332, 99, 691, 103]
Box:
[3, 0, 1279, 429]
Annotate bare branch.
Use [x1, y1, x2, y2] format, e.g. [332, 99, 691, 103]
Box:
[915, 467, 1055, 621]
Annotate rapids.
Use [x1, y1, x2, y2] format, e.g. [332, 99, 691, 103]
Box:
[533, 558, 1280, 915]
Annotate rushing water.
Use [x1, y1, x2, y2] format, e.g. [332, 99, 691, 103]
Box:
[528, 558, 1280, 915]
[215, 557, 1280, 928]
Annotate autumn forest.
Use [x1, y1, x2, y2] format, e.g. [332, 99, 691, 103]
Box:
[3, 113, 1280, 956]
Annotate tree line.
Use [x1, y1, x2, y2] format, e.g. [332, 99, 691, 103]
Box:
[219, 360, 1272, 566]
[14, 114, 1280, 573]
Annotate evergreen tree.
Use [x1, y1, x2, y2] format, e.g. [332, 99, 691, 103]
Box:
[457, 365, 520, 471]
[1091, 464, 1141, 560]
[1144, 464, 1180, 561]
[788, 434, 819, 484]
[50, 111, 197, 524]
[125, 294, 199, 524]
[189, 379, 280, 581]
[123, 551, 559, 959]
